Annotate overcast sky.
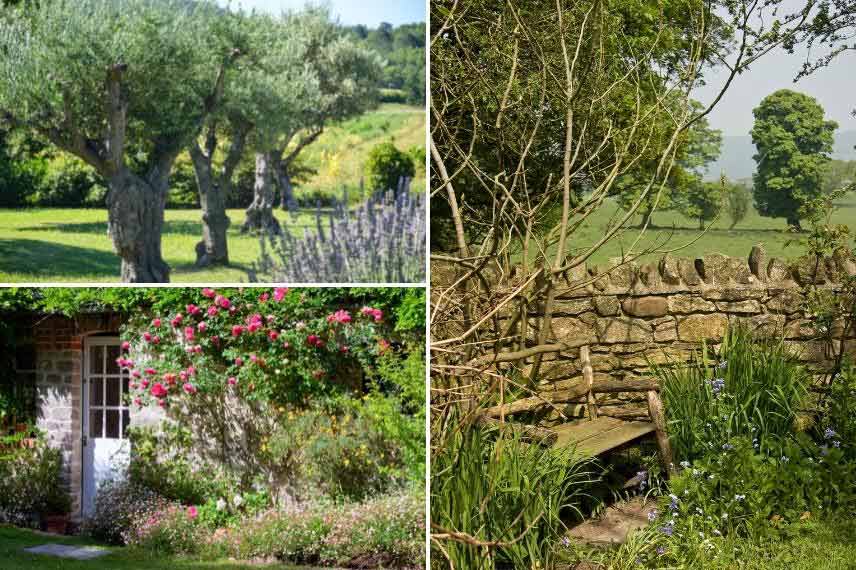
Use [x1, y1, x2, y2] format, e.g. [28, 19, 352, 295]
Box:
[693, 0, 855, 137]
[216, 0, 425, 27]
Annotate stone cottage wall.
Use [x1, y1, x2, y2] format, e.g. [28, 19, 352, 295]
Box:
[20, 313, 123, 520]
[520, 246, 856, 423]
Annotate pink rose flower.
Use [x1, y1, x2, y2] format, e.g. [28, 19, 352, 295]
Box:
[121, 341, 130, 351]
[227, 376, 237, 386]
[187, 366, 196, 376]
[327, 310, 352, 325]
[133, 397, 142, 407]
[249, 353, 258, 363]
[274, 287, 289, 302]
[282, 341, 290, 349]
[150, 383, 167, 398]
[215, 295, 231, 309]
[186, 304, 200, 315]
[306, 334, 320, 347]
[145, 368, 157, 376]
[143, 332, 152, 342]
[152, 318, 162, 327]
[207, 306, 219, 317]
[152, 336, 160, 345]
[235, 357, 244, 367]
[183, 383, 197, 395]
[201, 288, 216, 299]
[184, 326, 195, 342]
[187, 506, 198, 519]
[132, 370, 141, 379]
[197, 322, 207, 332]
[157, 399, 166, 408]
[258, 292, 270, 302]
[141, 379, 150, 389]
[268, 330, 279, 341]
[231, 325, 244, 337]
[179, 371, 188, 381]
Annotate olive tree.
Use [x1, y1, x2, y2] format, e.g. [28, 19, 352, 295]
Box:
[240, 8, 382, 235]
[188, 11, 313, 264]
[0, 0, 240, 282]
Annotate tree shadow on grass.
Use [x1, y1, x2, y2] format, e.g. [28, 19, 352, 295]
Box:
[17, 220, 202, 236]
[0, 238, 119, 280]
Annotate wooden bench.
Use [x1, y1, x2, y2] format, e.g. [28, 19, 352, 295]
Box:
[482, 346, 674, 474]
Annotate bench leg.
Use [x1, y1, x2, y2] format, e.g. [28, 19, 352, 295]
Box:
[647, 390, 675, 477]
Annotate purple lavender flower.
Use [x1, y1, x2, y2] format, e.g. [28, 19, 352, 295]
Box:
[647, 509, 658, 522]
[252, 182, 426, 283]
[824, 427, 837, 440]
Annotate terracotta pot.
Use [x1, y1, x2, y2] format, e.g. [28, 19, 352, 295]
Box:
[15, 423, 27, 434]
[45, 514, 69, 535]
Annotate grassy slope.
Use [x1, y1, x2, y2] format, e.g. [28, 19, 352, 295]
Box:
[0, 526, 320, 570]
[0, 104, 425, 283]
[551, 192, 856, 267]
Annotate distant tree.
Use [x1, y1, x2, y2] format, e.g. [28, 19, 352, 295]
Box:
[0, 0, 240, 282]
[726, 181, 751, 229]
[679, 179, 726, 230]
[750, 89, 837, 230]
[822, 159, 856, 195]
[616, 105, 721, 227]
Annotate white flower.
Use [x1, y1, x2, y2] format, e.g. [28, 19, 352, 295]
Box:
[233, 494, 243, 507]
[216, 498, 227, 511]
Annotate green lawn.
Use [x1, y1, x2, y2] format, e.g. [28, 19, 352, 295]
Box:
[544, 192, 856, 266]
[0, 208, 318, 282]
[0, 526, 326, 570]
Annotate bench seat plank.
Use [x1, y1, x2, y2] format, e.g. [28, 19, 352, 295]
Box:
[552, 417, 656, 456]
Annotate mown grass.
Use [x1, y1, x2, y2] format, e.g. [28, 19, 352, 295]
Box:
[535, 192, 856, 266]
[0, 208, 315, 282]
[0, 526, 326, 570]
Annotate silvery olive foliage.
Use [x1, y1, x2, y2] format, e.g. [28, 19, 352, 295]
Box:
[252, 179, 426, 283]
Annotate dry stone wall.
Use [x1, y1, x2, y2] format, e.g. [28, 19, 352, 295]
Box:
[507, 246, 856, 424]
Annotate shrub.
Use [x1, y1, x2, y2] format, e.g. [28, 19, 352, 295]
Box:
[0, 437, 64, 527]
[126, 504, 204, 555]
[252, 188, 426, 283]
[657, 324, 809, 462]
[82, 479, 172, 545]
[431, 423, 595, 569]
[25, 153, 106, 207]
[128, 425, 239, 505]
[321, 491, 425, 567]
[364, 141, 415, 192]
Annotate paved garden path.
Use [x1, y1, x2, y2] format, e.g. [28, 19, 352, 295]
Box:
[23, 543, 110, 560]
[566, 496, 656, 546]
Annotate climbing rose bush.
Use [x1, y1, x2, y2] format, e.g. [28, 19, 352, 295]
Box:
[119, 288, 390, 408]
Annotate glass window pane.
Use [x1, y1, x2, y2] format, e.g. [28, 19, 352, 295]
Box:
[106, 345, 120, 374]
[90, 378, 103, 406]
[106, 378, 120, 407]
[90, 409, 103, 438]
[106, 410, 120, 439]
[89, 346, 103, 374]
[121, 410, 130, 439]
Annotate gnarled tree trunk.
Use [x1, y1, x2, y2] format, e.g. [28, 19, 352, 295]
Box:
[271, 153, 294, 210]
[106, 168, 170, 283]
[189, 125, 248, 266]
[241, 151, 281, 235]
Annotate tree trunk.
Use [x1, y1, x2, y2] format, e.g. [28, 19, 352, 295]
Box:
[241, 152, 281, 235]
[274, 157, 295, 210]
[106, 168, 170, 283]
[189, 144, 231, 267]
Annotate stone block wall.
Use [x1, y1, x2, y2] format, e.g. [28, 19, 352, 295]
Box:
[18, 312, 123, 520]
[508, 247, 856, 423]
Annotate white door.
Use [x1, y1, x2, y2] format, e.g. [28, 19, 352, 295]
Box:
[82, 336, 131, 518]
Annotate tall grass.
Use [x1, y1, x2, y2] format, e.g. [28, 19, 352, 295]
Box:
[431, 423, 595, 569]
[655, 324, 810, 462]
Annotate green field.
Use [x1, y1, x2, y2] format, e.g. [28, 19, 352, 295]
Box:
[556, 192, 856, 267]
[0, 103, 425, 283]
[0, 526, 323, 570]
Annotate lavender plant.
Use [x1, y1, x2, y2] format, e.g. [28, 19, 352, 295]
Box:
[251, 179, 426, 283]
